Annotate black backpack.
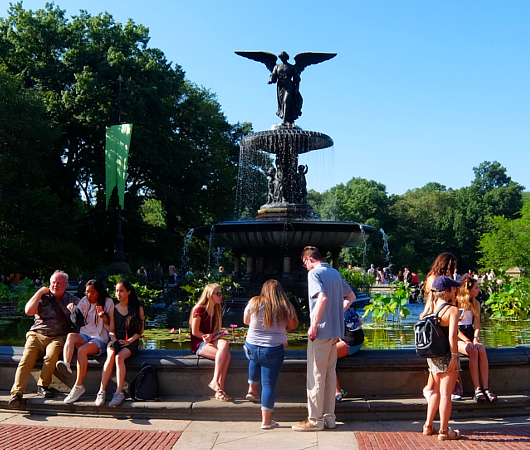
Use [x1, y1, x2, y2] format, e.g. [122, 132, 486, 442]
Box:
[129, 362, 158, 401]
[414, 302, 451, 358]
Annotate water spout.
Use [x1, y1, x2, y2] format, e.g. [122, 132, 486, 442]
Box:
[380, 228, 391, 263]
[181, 228, 194, 271]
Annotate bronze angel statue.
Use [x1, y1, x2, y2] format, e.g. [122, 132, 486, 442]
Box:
[235, 51, 336, 125]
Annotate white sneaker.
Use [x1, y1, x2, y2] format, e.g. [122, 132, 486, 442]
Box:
[451, 394, 462, 401]
[64, 385, 85, 404]
[109, 391, 125, 407]
[95, 390, 106, 407]
[423, 389, 434, 401]
[56, 361, 73, 377]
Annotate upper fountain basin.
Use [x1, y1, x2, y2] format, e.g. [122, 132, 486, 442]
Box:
[241, 129, 333, 155]
[200, 220, 376, 249]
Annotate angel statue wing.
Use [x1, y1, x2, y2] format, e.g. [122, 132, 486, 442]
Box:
[294, 52, 337, 73]
[235, 51, 278, 72]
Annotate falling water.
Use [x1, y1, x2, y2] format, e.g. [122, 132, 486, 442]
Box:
[181, 228, 194, 271]
[207, 225, 215, 269]
[380, 228, 391, 263]
[359, 224, 368, 269]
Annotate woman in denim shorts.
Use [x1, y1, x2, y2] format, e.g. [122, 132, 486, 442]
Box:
[56, 279, 114, 404]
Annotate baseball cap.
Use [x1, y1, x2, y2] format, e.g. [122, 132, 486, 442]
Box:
[432, 275, 462, 292]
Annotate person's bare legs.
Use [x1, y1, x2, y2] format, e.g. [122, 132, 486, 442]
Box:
[335, 340, 349, 394]
[216, 339, 231, 390]
[438, 371, 458, 432]
[476, 344, 489, 388]
[63, 333, 85, 365]
[198, 340, 231, 392]
[262, 409, 272, 427]
[248, 382, 258, 397]
[458, 341, 480, 389]
[99, 348, 116, 392]
[115, 348, 132, 393]
[424, 373, 434, 394]
[75, 341, 98, 386]
[425, 372, 440, 428]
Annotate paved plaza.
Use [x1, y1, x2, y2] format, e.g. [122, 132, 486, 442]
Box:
[1, 412, 529, 450]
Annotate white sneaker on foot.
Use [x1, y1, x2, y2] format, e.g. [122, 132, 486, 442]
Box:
[64, 385, 85, 404]
[423, 389, 434, 401]
[56, 360, 73, 377]
[95, 390, 106, 407]
[109, 391, 125, 407]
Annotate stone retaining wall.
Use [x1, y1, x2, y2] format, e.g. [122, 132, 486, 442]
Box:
[1, 346, 529, 399]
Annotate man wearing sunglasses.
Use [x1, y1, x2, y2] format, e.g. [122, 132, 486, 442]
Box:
[293, 246, 356, 432]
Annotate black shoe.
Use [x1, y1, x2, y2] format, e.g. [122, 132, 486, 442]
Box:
[37, 386, 53, 398]
[8, 394, 23, 408]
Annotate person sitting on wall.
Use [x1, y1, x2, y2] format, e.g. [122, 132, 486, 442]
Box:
[8, 271, 78, 407]
[335, 305, 363, 402]
[56, 279, 115, 404]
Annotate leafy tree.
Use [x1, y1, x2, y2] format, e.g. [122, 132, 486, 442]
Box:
[388, 183, 455, 273]
[308, 178, 392, 269]
[0, 3, 248, 274]
[450, 161, 523, 270]
[478, 197, 530, 270]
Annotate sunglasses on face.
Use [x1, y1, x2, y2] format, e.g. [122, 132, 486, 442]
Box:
[214, 292, 223, 297]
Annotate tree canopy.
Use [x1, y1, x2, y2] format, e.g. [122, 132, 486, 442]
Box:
[0, 3, 249, 276]
[309, 161, 525, 274]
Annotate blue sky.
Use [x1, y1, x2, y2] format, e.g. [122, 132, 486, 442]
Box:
[13, 1, 530, 195]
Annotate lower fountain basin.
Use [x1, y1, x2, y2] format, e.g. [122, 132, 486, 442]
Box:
[199, 220, 376, 249]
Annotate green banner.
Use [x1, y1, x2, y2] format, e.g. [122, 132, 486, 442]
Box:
[105, 124, 133, 209]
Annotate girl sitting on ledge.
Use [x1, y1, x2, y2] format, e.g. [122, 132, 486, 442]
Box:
[190, 283, 232, 402]
[95, 279, 144, 407]
[456, 278, 497, 403]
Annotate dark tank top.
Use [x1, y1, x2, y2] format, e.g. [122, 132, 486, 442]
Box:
[114, 307, 140, 356]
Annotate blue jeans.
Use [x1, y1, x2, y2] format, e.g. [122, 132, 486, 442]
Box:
[244, 342, 285, 411]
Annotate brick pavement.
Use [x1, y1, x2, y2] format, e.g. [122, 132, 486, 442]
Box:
[0, 424, 181, 450]
[356, 426, 530, 449]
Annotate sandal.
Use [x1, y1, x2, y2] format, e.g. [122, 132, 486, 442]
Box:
[474, 387, 487, 403]
[208, 381, 220, 392]
[422, 424, 437, 436]
[438, 427, 461, 441]
[335, 389, 346, 402]
[214, 389, 231, 402]
[483, 389, 498, 402]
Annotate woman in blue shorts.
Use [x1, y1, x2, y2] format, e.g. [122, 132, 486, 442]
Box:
[56, 279, 114, 404]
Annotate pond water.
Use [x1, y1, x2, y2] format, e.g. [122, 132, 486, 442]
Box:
[2, 302, 529, 351]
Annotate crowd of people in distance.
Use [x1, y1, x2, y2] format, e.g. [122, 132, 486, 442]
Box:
[7, 248, 498, 438]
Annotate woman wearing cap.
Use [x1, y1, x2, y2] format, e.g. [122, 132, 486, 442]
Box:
[190, 283, 232, 401]
[420, 275, 462, 441]
[456, 278, 497, 403]
[422, 253, 460, 400]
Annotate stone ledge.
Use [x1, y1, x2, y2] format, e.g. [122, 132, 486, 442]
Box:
[2, 346, 529, 399]
[1, 391, 528, 422]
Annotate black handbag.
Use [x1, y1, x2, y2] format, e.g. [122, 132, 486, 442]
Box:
[414, 302, 451, 358]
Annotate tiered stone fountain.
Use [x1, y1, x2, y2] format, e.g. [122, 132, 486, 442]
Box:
[198, 51, 376, 298]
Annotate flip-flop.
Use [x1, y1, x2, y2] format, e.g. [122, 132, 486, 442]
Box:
[246, 393, 259, 402]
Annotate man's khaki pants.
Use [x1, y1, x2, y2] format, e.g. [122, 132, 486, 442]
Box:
[11, 331, 66, 396]
[306, 337, 338, 427]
